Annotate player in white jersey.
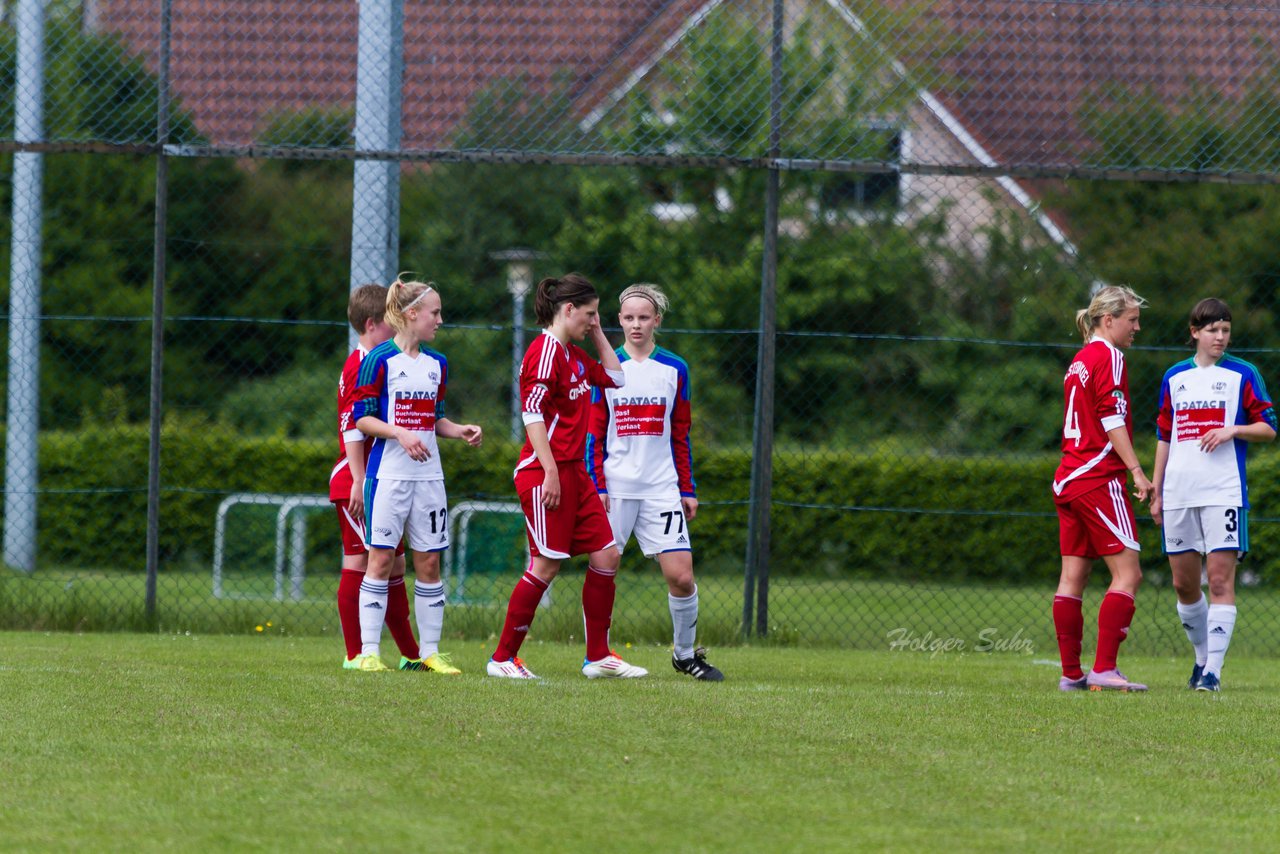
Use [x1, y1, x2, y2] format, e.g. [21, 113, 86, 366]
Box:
[1150, 298, 1276, 692]
[588, 284, 723, 681]
[350, 277, 483, 673]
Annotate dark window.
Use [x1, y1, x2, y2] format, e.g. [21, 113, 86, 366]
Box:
[819, 131, 901, 212]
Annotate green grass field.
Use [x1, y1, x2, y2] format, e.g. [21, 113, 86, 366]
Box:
[9, 565, 1280, 657]
[2, 632, 1278, 852]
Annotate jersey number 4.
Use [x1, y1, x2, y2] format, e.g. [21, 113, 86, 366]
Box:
[1064, 386, 1082, 446]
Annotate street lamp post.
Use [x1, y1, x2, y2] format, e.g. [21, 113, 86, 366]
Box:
[491, 249, 546, 442]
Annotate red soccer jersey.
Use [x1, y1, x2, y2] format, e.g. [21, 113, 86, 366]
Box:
[1053, 337, 1132, 502]
[515, 331, 621, 472]
[329, 346, 368, 501]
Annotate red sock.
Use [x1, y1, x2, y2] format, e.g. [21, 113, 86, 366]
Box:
[386, 576, 419, 659]
[1052, 594, 1084, 680]
[337, 569, 364, 661]
[1094, 589, 1136, 673]
[493, 570, 548, 662]
[582, 566, 617, 662]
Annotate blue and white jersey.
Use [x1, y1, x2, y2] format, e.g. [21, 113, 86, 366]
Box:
[353, 341, 447, 482]
[1156, 354, 1275, 510]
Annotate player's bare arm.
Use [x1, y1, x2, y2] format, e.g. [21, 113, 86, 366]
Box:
[436, 418, 483, 447]
[590, 319, 622, 373]
[345, 438, 367, 518]
[681, 497, 698, 520]
[356, 415, 431, 461]
[1106, 425, 1152, 502]
[524, 420, 561, 508]
[1199, 421, 1277, 453]
[1149, 439, 1170, 526]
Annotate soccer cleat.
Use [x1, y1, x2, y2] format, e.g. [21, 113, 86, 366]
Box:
[582, 650, 648, 679]
[1086, 669, 1147, 692]
[400, 654, 461, 674]
[342, 656, 360, 670]
[486, 657, 539, 679]
[1196, 671, 1221, 693]
[351, 653, 390, 672]
[673, 647, 725, 682]
[423, 652, 462, 674]
[1187, 662, 1205, 690]
[1058, 675, 1088, 691]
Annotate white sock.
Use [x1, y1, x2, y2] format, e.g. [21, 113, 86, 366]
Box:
[1176, 595, 1209, 666]
[358, 578, 389, 656]
[415, 581, 446, 659]
[1205, 603, 1237, 677]
[669, 585, 699, 661]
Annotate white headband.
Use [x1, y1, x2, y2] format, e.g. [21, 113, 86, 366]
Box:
[403, 286, 434, 311]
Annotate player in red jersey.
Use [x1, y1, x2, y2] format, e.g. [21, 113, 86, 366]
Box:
[329, 284, 418, 670]
[487, 273, 647, 680]
[1051, 285, 1153, 692]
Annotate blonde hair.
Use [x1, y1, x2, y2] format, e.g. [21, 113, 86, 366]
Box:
[384, 274, 436, 333]
[1075, 284, 1146, 342]
[618, 282, 669, 316]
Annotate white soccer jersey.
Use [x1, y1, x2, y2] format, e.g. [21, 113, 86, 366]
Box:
[588, 347, 696, 500]
[353, 341, 447, 482]
[1156, 355, 1275, 511]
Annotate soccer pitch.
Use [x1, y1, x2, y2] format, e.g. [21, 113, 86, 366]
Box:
[2, 633, 1278, 852]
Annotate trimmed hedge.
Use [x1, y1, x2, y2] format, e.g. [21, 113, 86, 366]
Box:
[21, 427, 1280, 582]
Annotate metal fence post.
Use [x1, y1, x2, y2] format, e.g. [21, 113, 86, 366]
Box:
[349, 0, 405, 345]
[4, 0, 47, 574]
[744, 0, 785, 638]
[144, 0, 175, 621]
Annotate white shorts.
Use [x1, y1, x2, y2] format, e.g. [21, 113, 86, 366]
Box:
[608, 496, 692, 557]
[366, 478, 450, 553]
[1162, 506, 1246, 556]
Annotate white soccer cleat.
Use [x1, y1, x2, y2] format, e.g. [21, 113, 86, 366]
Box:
[582, 651, 648, 679]
[486, 657, 539, 679]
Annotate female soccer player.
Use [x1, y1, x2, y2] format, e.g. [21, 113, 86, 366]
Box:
[1051, 285, 1152, 692]
[350, 277, 483, 673]
[1150, 298, 1275, 692]
[330, 283, 418, 669]
[587, 283, 723, 681]
[487, 273, 647, 680]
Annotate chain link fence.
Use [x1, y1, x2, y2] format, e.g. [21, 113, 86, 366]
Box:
[6, 1, 1280, 659]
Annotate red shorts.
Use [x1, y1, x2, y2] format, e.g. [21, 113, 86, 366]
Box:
[1055, 477, 1139, 558]
[515, 462, 616, 560]
[333, 500, 405, 557]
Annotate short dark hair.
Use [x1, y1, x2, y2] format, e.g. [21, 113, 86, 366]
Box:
[1188, 298, 1231, 345]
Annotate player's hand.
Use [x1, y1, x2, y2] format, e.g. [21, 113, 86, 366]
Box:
[348, 480, 365, 521]
[599, 492, 610, 514]
[1149, 493, 1163, 526]
[396, 428, 431, 462]
[458, 424, 483, 447]
[1199, 425, 1236, 453]
[681, 496, 698, 520]
[541, 467, 561, 509]
[1131, 470, 1154, 503]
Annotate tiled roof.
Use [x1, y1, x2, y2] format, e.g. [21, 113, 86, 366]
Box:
[92, 0, 1280, 168]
